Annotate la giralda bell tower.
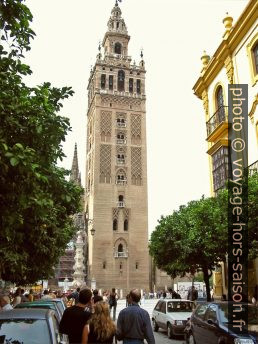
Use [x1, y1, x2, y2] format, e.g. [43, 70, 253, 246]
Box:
[85, 1, 149, 294]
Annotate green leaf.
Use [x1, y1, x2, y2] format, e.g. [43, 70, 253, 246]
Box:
[10, 157, 19, 166]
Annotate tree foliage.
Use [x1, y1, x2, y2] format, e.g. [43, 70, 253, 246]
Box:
[0, 0, 82, 284]
[149, 194, 228, 301]
[149, 173, 258, 301]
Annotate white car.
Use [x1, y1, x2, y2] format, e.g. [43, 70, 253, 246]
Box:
[152, 299, 194, 338]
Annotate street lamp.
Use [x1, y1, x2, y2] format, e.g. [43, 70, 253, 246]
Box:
[90, 228, 96, 236]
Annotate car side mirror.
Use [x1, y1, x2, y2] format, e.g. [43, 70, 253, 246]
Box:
[207, 319, 217, 326]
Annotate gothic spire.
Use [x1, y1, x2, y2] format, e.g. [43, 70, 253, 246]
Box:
[70, 143, 81, 185]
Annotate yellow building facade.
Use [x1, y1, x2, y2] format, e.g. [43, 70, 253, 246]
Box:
[193, 0, 258, 297]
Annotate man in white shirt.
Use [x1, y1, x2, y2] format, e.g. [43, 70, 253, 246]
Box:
[0, 296, 13, 311]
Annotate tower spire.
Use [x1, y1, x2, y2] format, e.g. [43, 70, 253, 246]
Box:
[70, 143, 81, 185]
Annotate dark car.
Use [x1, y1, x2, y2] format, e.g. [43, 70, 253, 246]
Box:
[15, 300, 62, 321]
[185, 302, 257, 344]
[0, 308, 68, 344]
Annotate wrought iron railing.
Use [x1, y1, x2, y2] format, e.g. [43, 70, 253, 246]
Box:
[206, 106, 228, 137]
[114, 252, 128, 258]
[248, 160, 258, 176]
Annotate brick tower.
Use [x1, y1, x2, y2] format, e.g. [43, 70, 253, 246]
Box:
[85, 1, 149, 295]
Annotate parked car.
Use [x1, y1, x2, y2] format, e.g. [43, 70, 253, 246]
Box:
[152, 299, 194, 338]
[185, 302, 258, 344]
[48, 298, 66, 316]
[0, 308, 68, 344]
[15, 300, 62, 321]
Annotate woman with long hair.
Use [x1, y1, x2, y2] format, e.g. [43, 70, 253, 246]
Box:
[82, 302, 116, 344]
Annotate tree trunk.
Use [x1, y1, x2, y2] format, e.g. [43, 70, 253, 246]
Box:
[203, 265, 211, 302]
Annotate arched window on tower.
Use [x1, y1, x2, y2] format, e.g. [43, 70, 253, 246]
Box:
[252, 42, 258, 74]
[118, 244, 125, 257]
[113, 219, 118, 231]
[118, 195, 124, 207]
[136, 79, 141, 94]
[215, 85, 225, 123]
[124, 219, 128, 231]
[116, 169, 126, 185]
[109, 75, 113, 90]
[101, 74, 106, 89]
[129, 78, 134, 93]
[118, 70, 125, 91]
[114, 42, 122, 55]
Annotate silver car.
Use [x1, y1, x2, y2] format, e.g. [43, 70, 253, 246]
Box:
[0, 308, 68, 344]
[152, 299, 194, 338]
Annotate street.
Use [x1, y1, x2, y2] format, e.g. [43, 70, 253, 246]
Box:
[116, 299, 186, 344]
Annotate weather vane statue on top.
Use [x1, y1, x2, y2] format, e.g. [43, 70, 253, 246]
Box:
[115, 0, 122, 5]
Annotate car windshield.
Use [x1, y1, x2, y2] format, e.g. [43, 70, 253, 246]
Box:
[0, 319, 51, 344]
[219, 304, 258, 325]
[167, 301, 193, 312]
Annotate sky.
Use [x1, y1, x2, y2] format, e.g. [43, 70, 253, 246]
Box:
[24, 0, 249, 234]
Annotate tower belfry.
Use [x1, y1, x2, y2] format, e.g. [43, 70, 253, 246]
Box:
[85, 2, 149, 293]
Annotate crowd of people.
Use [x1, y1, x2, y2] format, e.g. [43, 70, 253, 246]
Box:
[60, 287, 155, 344]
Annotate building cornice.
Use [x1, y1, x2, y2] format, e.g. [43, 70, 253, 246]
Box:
[193, 0, 258, 99]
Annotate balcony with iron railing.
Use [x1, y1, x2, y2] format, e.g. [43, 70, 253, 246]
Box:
[114, 251, 128, 258]
[206, 106, 228, 141]
[117, 159, 125, 165]
[248, 160, 258, 176]
[117, 122, 126, 128]
[117, 139, 127, 145]
[117, 201, 125, 208]
[116, 179, 127, 185]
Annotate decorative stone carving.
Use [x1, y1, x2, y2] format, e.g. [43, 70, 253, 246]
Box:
[100, 144, 112, 183]
[131, 147, 142, 185]
[131, 114, 141, 144]
[201, 89, 209, 118]
[224, 56, 234, 84]
[100, 111, 112, 142]
[113, 208, 119, 220]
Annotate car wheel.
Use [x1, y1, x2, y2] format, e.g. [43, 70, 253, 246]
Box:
[152, 319, 159, 332]
[189, 333, 196, 344]
[167, 323, 173, 339]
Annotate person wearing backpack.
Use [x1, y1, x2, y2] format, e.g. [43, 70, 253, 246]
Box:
[109, 288, 118, 321]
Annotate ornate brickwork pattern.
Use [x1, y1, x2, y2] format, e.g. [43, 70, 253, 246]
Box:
[100, 144, 112, 183]
[131, 114, 141, 137]
[100, 111, 112, 137]
[123, 208, 130, 219]
[113, 208, 119, 220]
[131, 147, 142, 185]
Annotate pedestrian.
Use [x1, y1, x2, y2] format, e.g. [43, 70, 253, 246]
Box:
[108, 288, 118, 321]
[92, 289, 103, 304]
[20, 289, 27, 302]
[187, 286, 198, 306]
[28, 289, 34, 302]
[12, 288, 22, 307]
[125, 294, 130, 307]
[162, 291, 166, 299]
[102, 291, 108, 303]
[59, 288, 92, 344]
[210, 288, 214, 301]
[116, 289, 155, 344]
[41, 289, 52, 300]
[67, 287, 80, 305]
[0, 296, 13, 311]
[82, 301, 116, 343]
